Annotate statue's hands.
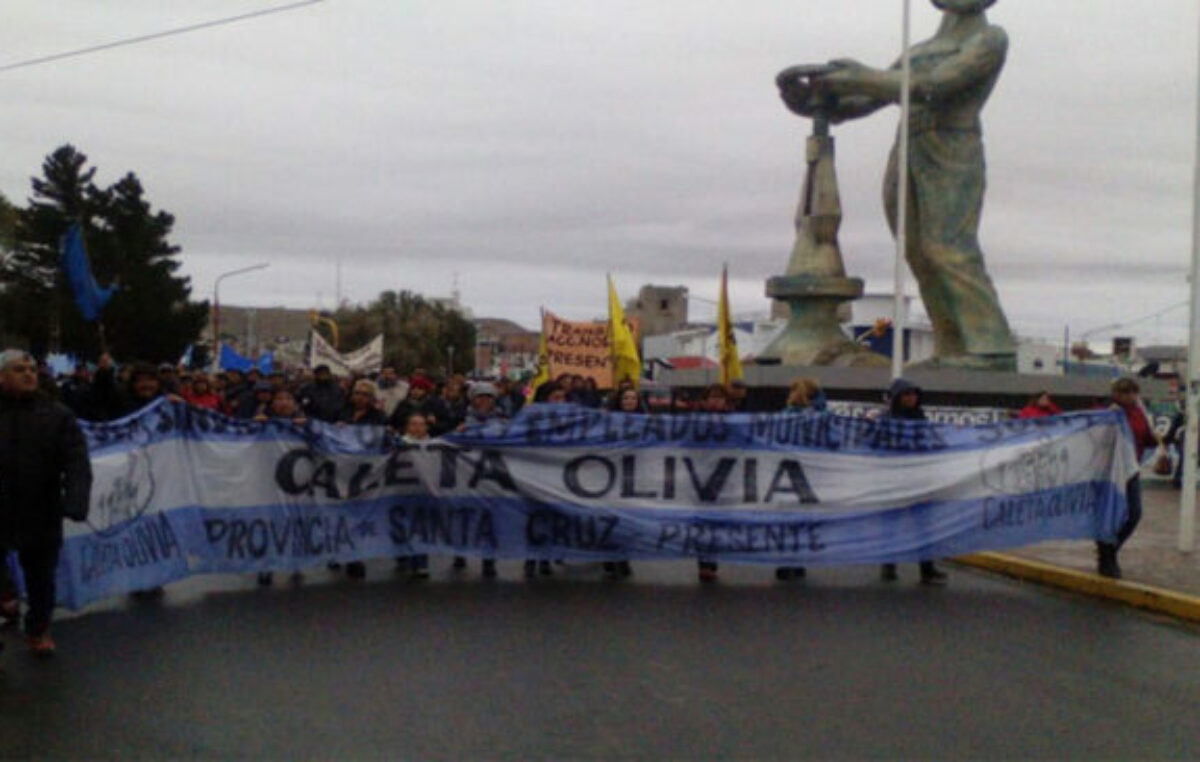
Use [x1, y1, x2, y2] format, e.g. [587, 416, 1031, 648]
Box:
[779, 80, 817, 117]
[776, 66, 818, 117]
[817, 58, 872, 95]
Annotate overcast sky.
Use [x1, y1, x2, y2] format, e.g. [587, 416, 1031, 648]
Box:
[1, 0, 1198, 347]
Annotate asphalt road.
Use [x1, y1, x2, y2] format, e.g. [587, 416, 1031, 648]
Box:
[1, 558, 1198, 760]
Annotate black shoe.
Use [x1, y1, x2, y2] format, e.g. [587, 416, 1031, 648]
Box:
[698, 561, 718, 583]
[919, 563, 947, 586]
[792, 566, 806, 579]
[881, 563, 898, 582]
[775, 567, 792, 582]
[603, 561, 618, 579]
[327, 561, 342, 572]
[538, 560, 553, 577]
[524, 560, 536, 578]
[346, 561, 366, 580]
[618, 561, 632, 578]
[452, 556, 467, 571]
[481, 559, 497, 579]
[256, 571, 273, 587]
[1097, 543, 1121, 579]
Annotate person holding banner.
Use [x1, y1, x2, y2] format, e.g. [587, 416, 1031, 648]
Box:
[697, 384, 734, 582]
[455, 383, 507, 579]
[880, 378, 948, 585]
[776, 378, 825, 582]
[1099, 378, 1159, 579]
[340, 380, 388, 427]
[0, 349, 92, 657]
[398, 412, 432, 580]
[601, 387, 645, 580]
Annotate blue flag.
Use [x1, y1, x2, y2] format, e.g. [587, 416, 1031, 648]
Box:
[59, 223, 116, 322]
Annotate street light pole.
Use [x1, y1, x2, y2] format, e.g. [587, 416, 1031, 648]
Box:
[211, 263, 269, 373]
[1180, 4, 1200, 552]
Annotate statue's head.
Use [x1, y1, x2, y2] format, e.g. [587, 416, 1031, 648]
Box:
[932, 0, 996, 12]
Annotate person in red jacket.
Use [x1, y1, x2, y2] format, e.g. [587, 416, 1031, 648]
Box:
[181, 373, 222, 411]
[1018, 391, 1062, 419]
[1100, 378, 1161, 578]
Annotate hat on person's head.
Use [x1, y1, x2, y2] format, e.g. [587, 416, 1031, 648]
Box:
[469, 382, 498, 400]
[410, 377, 434, 392]
[255, 380, 274, 393]
[0, 349, 30, 373]
[314, 364, 331, 374]
[158, 363, 175, 373]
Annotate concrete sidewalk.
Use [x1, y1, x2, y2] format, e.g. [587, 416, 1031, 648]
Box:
[957, 475, 1200, 623]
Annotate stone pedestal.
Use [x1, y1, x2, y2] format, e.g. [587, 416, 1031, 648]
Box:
[759, 120, 887, 368]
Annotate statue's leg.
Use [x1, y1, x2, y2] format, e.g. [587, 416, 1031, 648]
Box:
[884, 144, 967, 358]
[909, 133, 1014, 357]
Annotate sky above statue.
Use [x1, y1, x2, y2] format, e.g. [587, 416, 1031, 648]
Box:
[0, 0, 1195, 347]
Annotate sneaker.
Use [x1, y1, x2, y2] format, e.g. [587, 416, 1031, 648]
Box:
[524, 560, 536, 579]
[27, 632, 55, 658]
[346, 561, 367, 580]
[452, 556, 467, 571]
[481, 559, 497, 579]
[256, 571, 273, 587]
[775, 567, 793, 582]
[602, 561, 618, 579]
[698, 562, 719, 583]
[327, 561, 342, 572]
[618, 561, 632, 578]
[881, 563, 898, 582]
[538, 560, 553, 577]
[411, 566, 429, 581]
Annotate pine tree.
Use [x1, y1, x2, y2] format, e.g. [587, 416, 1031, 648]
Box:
[0, 145, 208, 361]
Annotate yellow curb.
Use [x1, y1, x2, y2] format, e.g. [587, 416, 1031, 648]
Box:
[954, 552, 1200, 625]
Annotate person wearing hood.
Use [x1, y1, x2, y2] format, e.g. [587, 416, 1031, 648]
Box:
[298, 364, 346, 423]
[880, 378, 948, 585]
[0, 349, 92, 657]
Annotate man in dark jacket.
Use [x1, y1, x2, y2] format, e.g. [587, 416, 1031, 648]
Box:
[0, 349, 92, 656]
[298, 365, 346, 423]
[880, 377, 947, 585]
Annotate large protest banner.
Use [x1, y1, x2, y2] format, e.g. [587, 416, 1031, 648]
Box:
[307, 331, 383, 377]
[58, 400, 1135, 610]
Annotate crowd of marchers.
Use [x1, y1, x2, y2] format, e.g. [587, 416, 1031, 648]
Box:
[0, 348, 1160, 660]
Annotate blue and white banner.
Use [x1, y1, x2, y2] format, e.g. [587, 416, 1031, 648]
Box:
[58, 400, 1137, 609]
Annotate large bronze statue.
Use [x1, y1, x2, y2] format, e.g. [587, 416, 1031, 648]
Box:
[778, 0, 1015, 370]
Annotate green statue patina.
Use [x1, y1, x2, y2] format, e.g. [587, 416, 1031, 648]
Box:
[778, 0, 1016, 371]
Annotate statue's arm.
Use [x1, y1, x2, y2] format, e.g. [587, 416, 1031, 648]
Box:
[829, 95, 888, 123]
[817, 26, 1007, 105]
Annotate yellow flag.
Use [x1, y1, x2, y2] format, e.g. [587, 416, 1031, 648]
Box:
[607, 275, 641, 388]
[526, 308, 551, 403]
[718, 265, 744, 386]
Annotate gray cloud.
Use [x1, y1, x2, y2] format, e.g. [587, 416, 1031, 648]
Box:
[0, 0, 1196, 349]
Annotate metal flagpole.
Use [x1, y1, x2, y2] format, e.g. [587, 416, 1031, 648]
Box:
[891, 0, 912, 381]
[1179, 4, 1200, 552]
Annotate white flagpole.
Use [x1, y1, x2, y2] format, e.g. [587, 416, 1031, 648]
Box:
[891, 0, 913, 381]
[1179, 4, 1200, 552]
